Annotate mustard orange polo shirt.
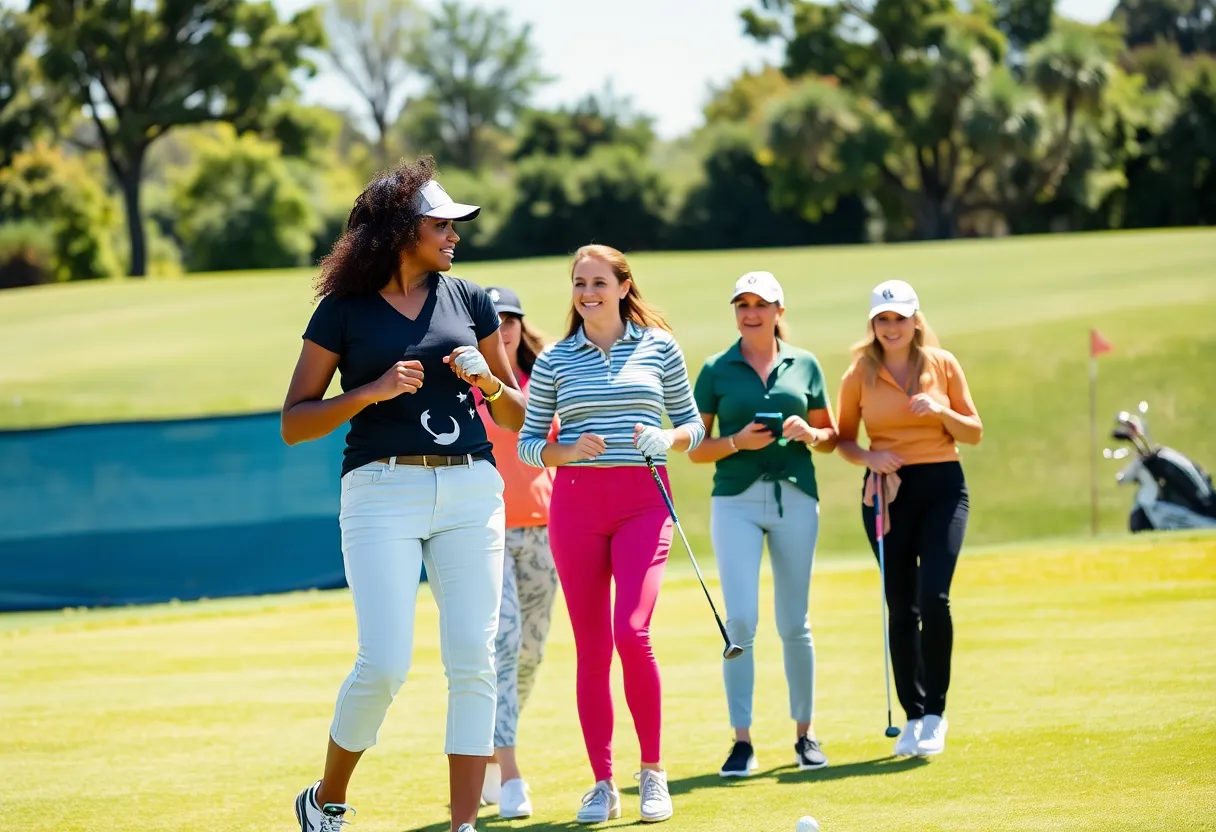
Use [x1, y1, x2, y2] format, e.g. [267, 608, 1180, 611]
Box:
[836, 347, 978, 466]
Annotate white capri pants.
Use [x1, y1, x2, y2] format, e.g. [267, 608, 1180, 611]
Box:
[328, 456, 506, 756]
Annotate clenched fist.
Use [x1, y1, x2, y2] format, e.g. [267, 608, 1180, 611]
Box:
[563, 433, 607, 463]
[444, 346, 491, 387]
[366, 360, 424, 402]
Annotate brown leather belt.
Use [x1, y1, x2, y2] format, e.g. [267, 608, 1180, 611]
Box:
[375, 454, 474, 468]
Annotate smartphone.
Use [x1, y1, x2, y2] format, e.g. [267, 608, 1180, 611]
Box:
[754, 412, 785, 439]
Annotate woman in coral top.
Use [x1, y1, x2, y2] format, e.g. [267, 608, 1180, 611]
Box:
[835, 279, 983, 760]
[474, 286, 558, 821]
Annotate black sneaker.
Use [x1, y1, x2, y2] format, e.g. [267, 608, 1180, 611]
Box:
[795, 736, 828, 770]
[719, 740, 758, 777]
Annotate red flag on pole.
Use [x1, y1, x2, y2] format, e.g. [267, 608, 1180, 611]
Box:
[1090, 328, 1114, 358]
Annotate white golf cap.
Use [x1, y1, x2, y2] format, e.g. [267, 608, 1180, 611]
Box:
[730, 271, 784, 306]
[417, 180, 480, 221]
[869, 279, 919, 319]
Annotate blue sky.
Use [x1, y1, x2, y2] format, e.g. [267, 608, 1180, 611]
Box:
[276, 0, 1120, 140]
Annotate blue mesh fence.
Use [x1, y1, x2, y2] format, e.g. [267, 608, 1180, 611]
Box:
[0, 412, 354, 612]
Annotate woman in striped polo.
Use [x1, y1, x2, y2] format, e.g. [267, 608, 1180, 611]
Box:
[517, 244, 706, 825]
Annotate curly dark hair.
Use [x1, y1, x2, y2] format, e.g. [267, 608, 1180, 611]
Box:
[314, 155, 438, 298]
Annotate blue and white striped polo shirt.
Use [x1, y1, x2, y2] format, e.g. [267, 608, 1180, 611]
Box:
[517, 321, 706, 468]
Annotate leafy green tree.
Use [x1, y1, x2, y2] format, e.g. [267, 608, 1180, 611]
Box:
[993, 0, 1054, 52]
[1111, 0, 1215, 54]
[670, 123, 868, 249]
[496, 145, 669, 257]
[513, 86, 656, 161]
[171, 126, 320, 272]
[1116, 58, 1216, 227]
[0, 141, 122, 281]
[32, 0, 324, 276]
[403, 0, 550, 169]
[0, 10, 54, 167]
[323, 0, 424, 163]
[745, 0, 1114, 239]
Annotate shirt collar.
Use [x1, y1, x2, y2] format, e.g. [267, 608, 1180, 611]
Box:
[572, 320, 645, 349]
[727, 337, 794, 364]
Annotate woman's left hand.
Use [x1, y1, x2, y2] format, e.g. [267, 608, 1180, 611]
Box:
[783, 415, 817, 444]
[444, 346, 493, 390]
[634, 424, 675, 459]
[909, 393, 945, 417]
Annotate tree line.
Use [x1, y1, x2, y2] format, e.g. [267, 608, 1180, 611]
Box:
[0, 0, 1213, 287]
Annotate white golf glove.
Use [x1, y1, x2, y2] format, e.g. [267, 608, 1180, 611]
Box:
[635, 426, 674, 459]
[454, 348, 490, 379]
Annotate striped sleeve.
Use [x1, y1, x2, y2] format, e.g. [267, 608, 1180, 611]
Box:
[517, 349, 558, 468]
[662, 336, 706, 450]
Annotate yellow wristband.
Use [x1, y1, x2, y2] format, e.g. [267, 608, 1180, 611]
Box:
[484, 380, 505, 403]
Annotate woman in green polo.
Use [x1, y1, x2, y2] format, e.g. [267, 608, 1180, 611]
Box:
[689, 270, 839, 778]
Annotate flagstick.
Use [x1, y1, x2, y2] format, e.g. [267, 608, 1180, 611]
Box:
[1089, 346, 1099, 537]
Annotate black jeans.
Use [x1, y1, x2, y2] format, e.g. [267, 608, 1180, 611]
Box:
[861, 461, 969, 720]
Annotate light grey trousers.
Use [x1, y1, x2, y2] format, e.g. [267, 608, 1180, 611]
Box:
[493, 525, 559, 748]
[710, 479, 820, 729]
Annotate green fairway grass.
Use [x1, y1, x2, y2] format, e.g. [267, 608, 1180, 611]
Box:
[3, 229, 1213, 555]
[3, 533, 1214, 832]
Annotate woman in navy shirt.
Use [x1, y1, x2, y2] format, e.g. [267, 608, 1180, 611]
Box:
[281, 155, 525, 832]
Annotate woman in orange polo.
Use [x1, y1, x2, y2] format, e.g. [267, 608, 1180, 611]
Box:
[475, 286, 559, 819]
[835, 279, 982, 759]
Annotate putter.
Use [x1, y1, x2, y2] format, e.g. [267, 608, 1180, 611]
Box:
[875, 472, 900, 739]
[643, 454, 743, 660]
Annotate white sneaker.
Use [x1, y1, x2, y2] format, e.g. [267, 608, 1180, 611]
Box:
[457, 825, 476, 832]
[917, 715, 948, 755]
[893, 719, 922, 756]
[482, 762, 502, 804]
[499, 777, 533, 819]
[636, 769, 673, 823]
[294, 780, 356, 831]
[576, 780, 621, 823]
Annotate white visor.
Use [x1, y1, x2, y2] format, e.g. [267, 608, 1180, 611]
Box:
[418, 180, 480, 221]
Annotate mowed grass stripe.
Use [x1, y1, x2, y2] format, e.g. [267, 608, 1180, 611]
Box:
[1, 533, 1213, 831]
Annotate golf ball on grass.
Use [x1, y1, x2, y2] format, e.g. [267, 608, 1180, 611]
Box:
[796, 816, 819, 832]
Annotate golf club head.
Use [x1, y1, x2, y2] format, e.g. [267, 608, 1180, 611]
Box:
[723, 643, 745, 660]
[884, 726, 901, 738]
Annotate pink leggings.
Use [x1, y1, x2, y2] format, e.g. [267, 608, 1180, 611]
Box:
[548, 464, 673, 782]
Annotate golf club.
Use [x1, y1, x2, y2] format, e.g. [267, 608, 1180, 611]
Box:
[875, 472, 900, 739]
[643, 454, 744, 660]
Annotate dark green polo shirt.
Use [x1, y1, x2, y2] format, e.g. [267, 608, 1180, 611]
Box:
[692, 339, 829, 500]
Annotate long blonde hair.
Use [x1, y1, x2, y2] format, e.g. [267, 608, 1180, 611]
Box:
[565, 244, 673, 339]
[851, 311, 940, 393]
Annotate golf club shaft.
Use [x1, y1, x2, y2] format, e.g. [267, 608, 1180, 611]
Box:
[876, 473, 895, 732]
[644, 457, 733, 648]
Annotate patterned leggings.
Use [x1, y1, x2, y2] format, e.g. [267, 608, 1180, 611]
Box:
[494, 525, 559, 748]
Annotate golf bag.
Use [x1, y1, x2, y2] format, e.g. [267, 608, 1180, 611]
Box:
[1104, 401, 1216, 532]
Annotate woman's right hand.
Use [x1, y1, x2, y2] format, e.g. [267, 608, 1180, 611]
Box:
[561, 432, 607, 464]
[364, 360, 425, 403]
[865, 449, 904, 474]
[732, 422, 776, 451]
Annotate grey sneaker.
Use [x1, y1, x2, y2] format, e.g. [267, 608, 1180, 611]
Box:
[575, 779, 621, 823]
[636, 769, 673, 823]
[794, 736, 828, 770]
[294, 781, 356, 832]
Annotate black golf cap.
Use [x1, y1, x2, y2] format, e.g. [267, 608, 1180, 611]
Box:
[487, 286, 525, 317]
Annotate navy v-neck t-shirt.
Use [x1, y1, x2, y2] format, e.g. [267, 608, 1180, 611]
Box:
[302, 273, 501, 476]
